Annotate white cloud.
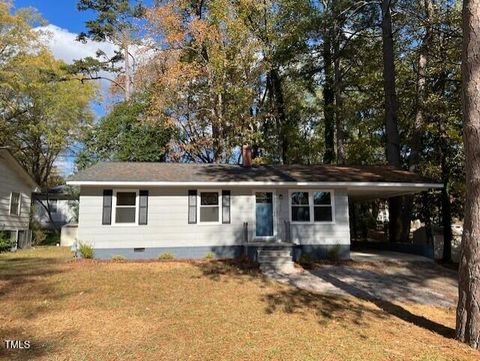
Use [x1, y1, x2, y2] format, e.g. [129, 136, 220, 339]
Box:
[36, 24, 121, 107]
[37, 24, 117, 65]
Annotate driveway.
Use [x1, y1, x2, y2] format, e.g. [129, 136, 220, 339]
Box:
[350, 250, 434, 263]
[270, 255, 457, 307]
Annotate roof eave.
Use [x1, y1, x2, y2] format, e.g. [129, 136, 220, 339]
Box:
[66, 180, 443, 189]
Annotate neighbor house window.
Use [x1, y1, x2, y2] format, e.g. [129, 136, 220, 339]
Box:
[48, 199, 58, 213]
[9, 192, 20, 216]
[290, 190, 334, 223]
[114, 191, 137, 224]
[291, 192, 310, 222]
[199, 191, 220, 223]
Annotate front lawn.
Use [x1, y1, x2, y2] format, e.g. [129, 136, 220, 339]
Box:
[0, 247, 477, 360]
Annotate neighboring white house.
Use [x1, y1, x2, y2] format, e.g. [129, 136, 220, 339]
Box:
[33, 185, 78, 230]
[67, 150, 442, 263]
[0, 147, 39, 249]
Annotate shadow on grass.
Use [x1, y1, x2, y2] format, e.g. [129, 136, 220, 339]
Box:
[315, 271, 455, 338]
[0, 256, 65, 297]
[0, 325, 77, 361]
[194, 258, 455, 338]
[192, 258, 262, 283]
[0, 252, 72, 320]
[262, 287, 383, 326]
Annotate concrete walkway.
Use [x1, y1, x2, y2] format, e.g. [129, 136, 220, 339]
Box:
[267, 256, 457, 307]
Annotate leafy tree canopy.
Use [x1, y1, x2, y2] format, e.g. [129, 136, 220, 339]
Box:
[76, 93, 175, 170]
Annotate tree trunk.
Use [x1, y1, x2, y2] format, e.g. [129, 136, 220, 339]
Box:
[322, 0, 335, 164]
[124, 41, 131, 101]
[456, 0, 480, 349]
[37, 198, 61, 235]
[381, 0, 401, 168]
[381, 0, 402, 242]
[323, 15, 335, 164]
[268, 68, 289, 164]
[400, 0, 434, 242]
[333, 3, 345, 165]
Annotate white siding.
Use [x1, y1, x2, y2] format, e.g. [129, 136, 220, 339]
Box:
[0, 157, 32, 231]
[277, 189, 350, 245]
[78, 187, 255, 248]
[77, 186, 351, 249]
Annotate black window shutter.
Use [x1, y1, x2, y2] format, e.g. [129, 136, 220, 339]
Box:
[188, 190, 197, 224]
[102, 190, 113, 225]
[139, 190, 149, 225]
[222, 190, 231, 224]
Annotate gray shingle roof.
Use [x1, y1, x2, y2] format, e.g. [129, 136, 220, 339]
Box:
[68, 162, 439, 184]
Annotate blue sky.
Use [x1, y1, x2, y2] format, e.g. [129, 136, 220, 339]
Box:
[14, 0, 90, 33]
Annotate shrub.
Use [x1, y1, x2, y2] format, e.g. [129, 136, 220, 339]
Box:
[0, 232, 11, 253]
[43, 232, 60, 246]
[79, 243, 94, 259]
[298, 254, 314, 268]
[204, 251, 215, 260]
[30, 220, 46, 245]
[111, 255, 126, 261]
[327, 245, 342, 262]
[158, 252, 175, 260]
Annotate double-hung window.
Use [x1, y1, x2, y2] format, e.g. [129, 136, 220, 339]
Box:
[291, 192, 310, 222]
[313, 192, 332, 222]
[114, 191, 138, 224]
[199, 191, 220, 223]
[290, 190, 334, 223]
[9, 192, 20, 216]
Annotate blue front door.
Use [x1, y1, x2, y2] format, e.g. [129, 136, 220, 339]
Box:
[255, 192, 274, 237]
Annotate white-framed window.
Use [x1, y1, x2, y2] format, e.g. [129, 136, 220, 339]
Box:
[112, 190, 138, 225]
[289, 190, 334, 223]
[48, 199, 58, 213]
[291, 191, 310, 222]
[198, 190, 221, 224]
[313, 191, 332, 222]
[9, 192, 21, 216]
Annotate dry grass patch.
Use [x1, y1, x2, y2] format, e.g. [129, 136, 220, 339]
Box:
[0, 247, 477, 360]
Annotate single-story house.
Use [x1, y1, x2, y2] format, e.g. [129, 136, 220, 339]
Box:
[34, 185, 78, 230]
[0, 147, 40, 249]
[67, 149, 442, 264]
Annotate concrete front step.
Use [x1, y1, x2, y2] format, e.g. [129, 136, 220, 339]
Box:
[259, 250, 292, 257]
[260, 262, 295, 273]
[258, 252, 292, 258]
[258, 246, 294, 273]
[259, 259, 294, 267]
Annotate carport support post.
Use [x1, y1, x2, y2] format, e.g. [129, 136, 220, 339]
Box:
[349, 201, 357, 241]
[441, 179, 452, 262]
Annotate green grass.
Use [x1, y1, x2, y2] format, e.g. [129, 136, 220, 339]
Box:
[0, 247, 477, 361]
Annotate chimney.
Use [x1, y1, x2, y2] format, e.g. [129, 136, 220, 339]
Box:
[242, 144, 252, 167]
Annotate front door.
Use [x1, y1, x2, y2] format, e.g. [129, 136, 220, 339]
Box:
[255, 192, 274, 238]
